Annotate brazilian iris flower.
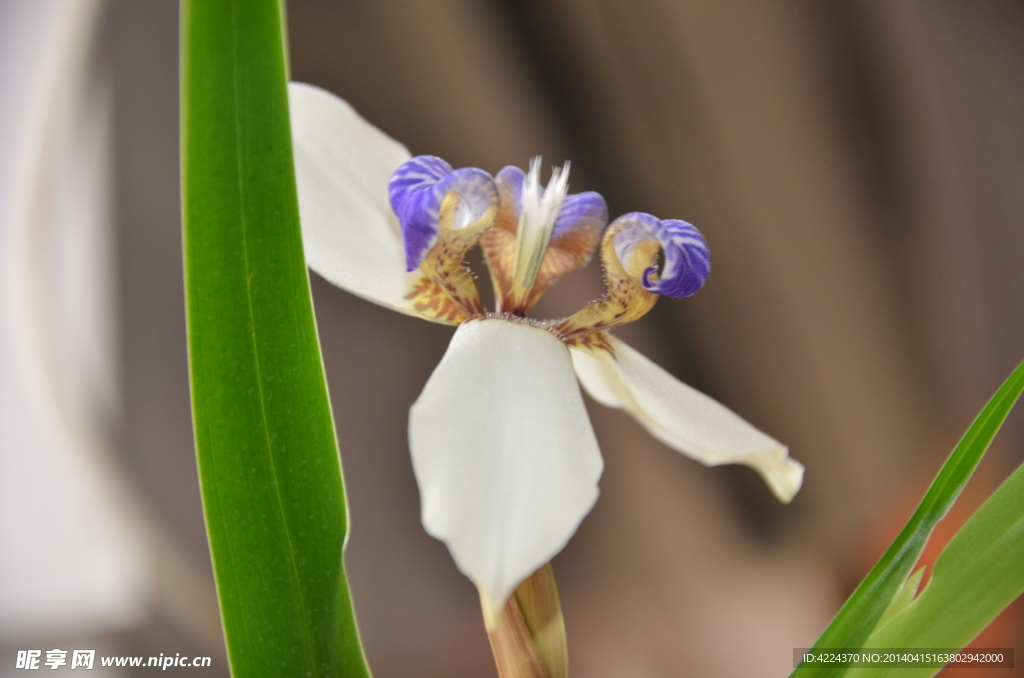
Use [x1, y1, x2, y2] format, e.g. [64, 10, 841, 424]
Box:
[287, 82, 803, 624]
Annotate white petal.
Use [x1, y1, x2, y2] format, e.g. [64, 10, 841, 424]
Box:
[409, 319, 602, 621]
[571, 334, 803, 502]
[288, 82, 424, 317]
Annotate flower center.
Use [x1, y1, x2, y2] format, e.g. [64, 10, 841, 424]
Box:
[389, 155, 709, 346]
[510, 157, 570, 302]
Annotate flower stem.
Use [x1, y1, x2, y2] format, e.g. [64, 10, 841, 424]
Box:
[485, 564, 569, 678]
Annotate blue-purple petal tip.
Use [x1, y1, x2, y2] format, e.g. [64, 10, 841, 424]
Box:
[389, 156, 497, 271]
[612, 213, 710, 297]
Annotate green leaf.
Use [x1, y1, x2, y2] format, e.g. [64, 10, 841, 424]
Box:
[843, 460, 1024, 678]
[873, 567, 925, 632]
[793, 359, 1024, 678]
[180, 1, 371, 676]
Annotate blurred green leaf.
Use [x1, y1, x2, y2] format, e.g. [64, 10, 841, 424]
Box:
[181, 1, 370, 676]
[793, 360, 1024, 678]
[873, 567, 925, 632]
[843, 459, 1024, 678]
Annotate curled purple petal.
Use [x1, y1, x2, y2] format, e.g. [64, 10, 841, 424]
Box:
[389, 156, 497, 271]
[611, 212, 710, 297]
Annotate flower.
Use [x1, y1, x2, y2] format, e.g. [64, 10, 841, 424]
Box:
[288, 82, 804, 622]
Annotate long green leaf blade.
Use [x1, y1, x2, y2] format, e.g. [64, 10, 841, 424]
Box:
[793, 359, 1024, 678]
[843, 460, 1024, 678]
[181, 1, 370, 675]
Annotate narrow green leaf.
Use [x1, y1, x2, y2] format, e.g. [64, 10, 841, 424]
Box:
[843, 460, 1024, 678]
[793, 359, 1024, 678]
[181, 1, 370, 676]
[874, 567, 924, 632]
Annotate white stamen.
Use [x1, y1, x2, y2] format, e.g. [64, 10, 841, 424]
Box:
[512, 157, 570, 294]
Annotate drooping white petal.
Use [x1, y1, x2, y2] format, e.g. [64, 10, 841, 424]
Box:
[570, 334, 803, 502]
[409, 319, 602, 622]
[288, 82, 426, 317]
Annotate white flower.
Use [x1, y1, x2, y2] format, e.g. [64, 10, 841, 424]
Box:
[287, 82, 804, 624]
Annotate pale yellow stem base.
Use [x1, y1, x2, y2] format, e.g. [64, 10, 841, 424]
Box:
[484, 564, 569, 678]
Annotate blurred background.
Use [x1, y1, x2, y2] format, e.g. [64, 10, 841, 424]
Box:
[1, 0, 1022, 676]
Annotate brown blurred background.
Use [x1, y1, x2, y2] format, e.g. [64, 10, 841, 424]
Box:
[2, 1, 1022, 676]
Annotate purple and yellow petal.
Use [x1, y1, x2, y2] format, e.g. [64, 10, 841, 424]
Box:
[480, 167, 523, 315]
[553, 213, 709, 345]
[611, 213, 709, 298]
[389, 156, 499, 322]
[389, 156, 498, 272]
[552, 191, 607, 246]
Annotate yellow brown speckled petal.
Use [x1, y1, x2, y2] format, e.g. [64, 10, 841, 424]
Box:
[390, 157, 500, 322]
